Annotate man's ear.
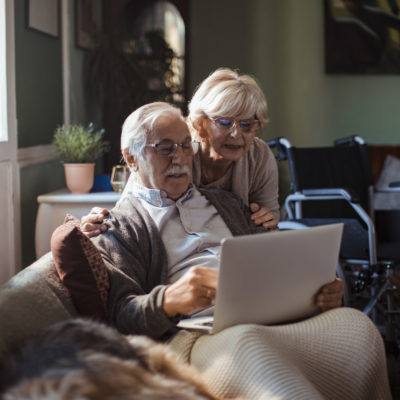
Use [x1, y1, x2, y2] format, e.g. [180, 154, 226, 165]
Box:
[193, 117, 209, 140]
[123, 150, 138, 172]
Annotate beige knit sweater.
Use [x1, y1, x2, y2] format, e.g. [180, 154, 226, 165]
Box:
[192, 137, 280, 219]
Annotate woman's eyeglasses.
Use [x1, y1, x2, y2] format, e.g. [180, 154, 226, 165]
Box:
[144, 141, 200, 157]
[209, 117, 259, 134]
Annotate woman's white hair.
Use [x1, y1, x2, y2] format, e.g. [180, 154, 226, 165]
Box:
[188, 68, 268, 138]
[121, 102, 184, 158]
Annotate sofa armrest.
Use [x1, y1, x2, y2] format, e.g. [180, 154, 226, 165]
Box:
[0, 253, 77, 355]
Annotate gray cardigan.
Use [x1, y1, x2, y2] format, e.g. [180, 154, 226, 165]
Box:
[93, 188, 267, 339]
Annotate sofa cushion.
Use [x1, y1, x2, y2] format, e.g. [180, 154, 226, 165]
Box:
[50, 215, 109, 321]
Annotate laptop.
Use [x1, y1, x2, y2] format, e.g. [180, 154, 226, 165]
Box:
[177, 223, 343, 334]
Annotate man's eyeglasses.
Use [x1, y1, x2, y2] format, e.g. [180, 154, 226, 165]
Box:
[144, 141, 200, 157]
[209, 117, 259, 134]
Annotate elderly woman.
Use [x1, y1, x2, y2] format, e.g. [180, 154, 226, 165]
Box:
[82, 68, 279, 235]
[188, 68, 279, 225]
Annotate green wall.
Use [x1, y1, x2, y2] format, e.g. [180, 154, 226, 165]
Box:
[15, 1, 65, 266]
[20, 162, 65, 266]
[189, 1, 253, 88]
[189, 0, 400, 199]
[273, 0, 400, 147]
[68, 0, 102, 127]
[15, 0, 103, 266]
[68, 0, 87, 126]
[189, 0, 400, 145]
[14, 0, 63, 148]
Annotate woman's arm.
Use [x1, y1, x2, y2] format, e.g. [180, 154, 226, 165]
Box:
[249, 203, 279, 230]
[235, 138, 280, 227]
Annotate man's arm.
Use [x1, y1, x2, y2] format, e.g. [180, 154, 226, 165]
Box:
[100, 252, 177, 339]
[98, 231, 217, 337]
[163, 267, 217, 317]
[92, 205, 177, 339]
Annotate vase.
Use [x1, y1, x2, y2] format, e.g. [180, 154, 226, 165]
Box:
[64, 163, 95, 194]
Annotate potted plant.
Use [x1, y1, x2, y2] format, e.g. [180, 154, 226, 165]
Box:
[52, 123, 109, 194]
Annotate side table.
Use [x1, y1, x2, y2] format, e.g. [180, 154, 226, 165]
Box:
[35, 189, 120, 258]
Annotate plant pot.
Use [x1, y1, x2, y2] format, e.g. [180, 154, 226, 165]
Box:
[64, 163, 95, 194]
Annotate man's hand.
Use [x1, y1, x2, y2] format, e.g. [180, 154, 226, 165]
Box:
[163, 267, 218, 317]
[316, 276, 344, 311]
[80, 207, 109, 238]
[250, 203, 279, 231]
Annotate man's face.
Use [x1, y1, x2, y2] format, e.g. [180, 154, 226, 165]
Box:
[135, 115, 193, 200]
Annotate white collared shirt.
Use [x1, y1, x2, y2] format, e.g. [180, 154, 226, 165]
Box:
[122, 181, 233, 284]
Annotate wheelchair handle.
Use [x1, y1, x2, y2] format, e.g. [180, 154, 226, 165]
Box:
[334, 135, 365, 146]
[266, 137, 292, 161]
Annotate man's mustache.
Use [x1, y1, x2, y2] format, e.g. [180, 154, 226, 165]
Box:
[164, 165, 191, 177]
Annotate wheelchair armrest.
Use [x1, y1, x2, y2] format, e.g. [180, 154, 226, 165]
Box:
[278, 221, 309, 230]
[302, 188, 360, 203]
[389, 182, 400, 188]
[285, 189, 377, 265]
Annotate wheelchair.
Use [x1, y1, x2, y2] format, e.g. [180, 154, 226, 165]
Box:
[268, 136, 400, 349]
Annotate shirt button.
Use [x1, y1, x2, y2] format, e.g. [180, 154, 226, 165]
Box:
[156, 201, 161, 205]
[187, 226, 192, 232]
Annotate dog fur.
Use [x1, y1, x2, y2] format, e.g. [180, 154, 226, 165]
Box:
[0, 318, 231, 400]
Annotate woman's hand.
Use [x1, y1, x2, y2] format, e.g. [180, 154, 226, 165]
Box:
[250, 203, 279, 231]
[316, 276, 344, 311]
[163, 267, 218, 317]
[80, 207, 109, 238]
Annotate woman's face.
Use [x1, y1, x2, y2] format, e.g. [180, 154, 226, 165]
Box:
[201, 117, 258, 162]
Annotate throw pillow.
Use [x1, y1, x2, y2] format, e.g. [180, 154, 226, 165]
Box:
[51, 214, 109, 321]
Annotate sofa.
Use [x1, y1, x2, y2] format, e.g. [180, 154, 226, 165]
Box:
[0, 252, 77, 355]
[0, 219, 394, 400]
[0, 217, 109, 356]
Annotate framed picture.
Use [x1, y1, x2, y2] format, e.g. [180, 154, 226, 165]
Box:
[76, 0, 100, 50]
[324, 0, 400, 74]
[27, 0, 60, 38]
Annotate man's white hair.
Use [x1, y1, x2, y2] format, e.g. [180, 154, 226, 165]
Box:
[188, 68, 268, 139]
[121, 102, 184, 158]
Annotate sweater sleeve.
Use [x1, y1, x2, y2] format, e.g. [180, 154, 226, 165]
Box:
[92, 207, 178, 339]
[247, 138, 280, 220]
[201, 188, 269, 237]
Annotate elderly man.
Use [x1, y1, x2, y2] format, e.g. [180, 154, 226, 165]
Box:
[92, 102, 391, 400]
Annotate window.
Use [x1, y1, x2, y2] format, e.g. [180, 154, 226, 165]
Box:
[0, 1, 8, 142]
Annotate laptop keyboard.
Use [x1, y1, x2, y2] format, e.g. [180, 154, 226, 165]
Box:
[199, 321, 213, 327]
